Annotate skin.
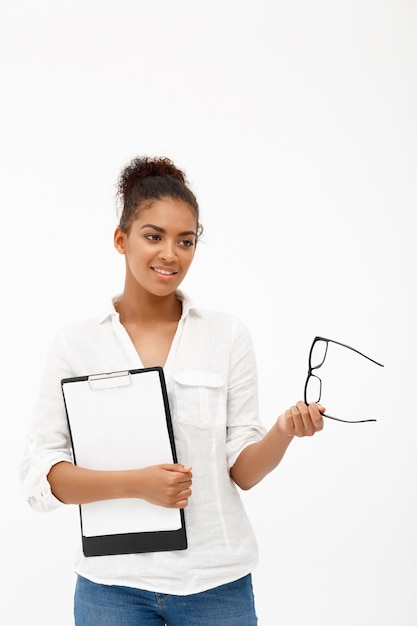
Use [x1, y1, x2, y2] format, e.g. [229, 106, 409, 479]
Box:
[48, 196, 324, 507]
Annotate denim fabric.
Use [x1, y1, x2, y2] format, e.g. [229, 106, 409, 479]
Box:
[74, 573, 258, 625]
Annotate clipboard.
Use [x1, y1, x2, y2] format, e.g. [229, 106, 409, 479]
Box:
[61, 366, 187, 557]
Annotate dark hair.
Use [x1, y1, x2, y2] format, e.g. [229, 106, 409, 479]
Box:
[116, 156, 202, 237]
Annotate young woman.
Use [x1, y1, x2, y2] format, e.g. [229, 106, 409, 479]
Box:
[20, 156, 324, 625]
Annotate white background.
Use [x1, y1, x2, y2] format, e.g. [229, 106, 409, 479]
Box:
[1, 1, 416, 624]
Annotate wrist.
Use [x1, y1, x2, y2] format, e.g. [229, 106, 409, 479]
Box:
[109, 469, 137, 499]
[275, 416, 295, 441]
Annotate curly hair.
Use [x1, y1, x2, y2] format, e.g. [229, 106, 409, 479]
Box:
[116, 156, 202, 237]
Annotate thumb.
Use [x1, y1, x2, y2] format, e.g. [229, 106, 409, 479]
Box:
[175, 464, 192, 473]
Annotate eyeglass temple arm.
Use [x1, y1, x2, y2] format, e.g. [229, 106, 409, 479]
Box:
[314, 336, 384, 367]
[322, 412, 377, 423]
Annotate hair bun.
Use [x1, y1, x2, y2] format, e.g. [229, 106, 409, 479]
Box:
[142, 157, 186, 183]
[118, 156, 186, 198]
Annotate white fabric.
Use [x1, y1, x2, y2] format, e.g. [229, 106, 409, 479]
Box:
[19, 291, 267, 595]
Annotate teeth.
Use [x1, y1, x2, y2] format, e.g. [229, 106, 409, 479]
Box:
[154, 268, 175, 275]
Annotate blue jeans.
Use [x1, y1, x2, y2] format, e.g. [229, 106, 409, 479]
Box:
[74, 573, 258, 625]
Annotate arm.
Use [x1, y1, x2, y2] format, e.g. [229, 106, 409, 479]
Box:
[21, 325, 193, 512]
[230, 401, 324, 490]
[48, 461, 193, 508]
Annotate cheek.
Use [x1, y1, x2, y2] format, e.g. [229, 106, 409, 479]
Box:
[126, 238, 149, 260]
[183, 249, 196, 268]
[124, 245, 149, 274]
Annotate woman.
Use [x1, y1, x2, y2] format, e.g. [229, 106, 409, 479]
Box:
[20, 156, 324, 625]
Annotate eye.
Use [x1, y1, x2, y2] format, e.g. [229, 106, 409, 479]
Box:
[145, 233, 161, 242]
[178, 239, 195, 248]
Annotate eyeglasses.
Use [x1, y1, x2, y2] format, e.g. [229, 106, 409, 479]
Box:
[304, 336, 384, 423]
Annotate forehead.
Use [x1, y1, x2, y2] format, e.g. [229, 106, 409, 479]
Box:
[137, 198, 197, 227]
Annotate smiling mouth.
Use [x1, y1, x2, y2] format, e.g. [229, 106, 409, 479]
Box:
[152, 267, 178, 276]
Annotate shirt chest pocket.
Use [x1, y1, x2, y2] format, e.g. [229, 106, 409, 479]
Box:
[173, 371, 225, 430]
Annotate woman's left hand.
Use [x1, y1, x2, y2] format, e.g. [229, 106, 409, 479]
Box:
[277, 401, 325, 437]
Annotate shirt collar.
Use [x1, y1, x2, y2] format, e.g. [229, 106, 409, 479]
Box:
[97, 290, 202, 325]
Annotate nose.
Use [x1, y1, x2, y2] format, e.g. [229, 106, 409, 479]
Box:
[159, 240, 177, 262]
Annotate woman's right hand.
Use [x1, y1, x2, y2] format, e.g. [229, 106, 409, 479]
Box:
[132, 463, 193, 508]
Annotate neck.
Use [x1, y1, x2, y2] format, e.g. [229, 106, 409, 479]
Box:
[114, 290, 182, 324]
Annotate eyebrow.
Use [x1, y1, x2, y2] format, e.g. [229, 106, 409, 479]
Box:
[140, 223, 197, 237]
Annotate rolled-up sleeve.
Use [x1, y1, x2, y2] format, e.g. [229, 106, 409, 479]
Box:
[19, 332, 74, 512]
[226, 317, 266, 470]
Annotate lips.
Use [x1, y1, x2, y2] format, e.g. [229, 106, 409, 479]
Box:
[152, 267, 178, 276]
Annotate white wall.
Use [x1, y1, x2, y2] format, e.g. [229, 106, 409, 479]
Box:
[1, 1, 416, 624]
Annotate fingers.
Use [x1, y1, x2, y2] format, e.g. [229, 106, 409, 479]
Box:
[282, 401, 324, 437]
[164, 464, 193, 508]
[162, 463, 192, 476]
[173, 483, 193, 509]
[175, 464, 193, 474]
[168, 480, 192, 508]
[138, 464, 193, 509]
[305, 401, 325, 430]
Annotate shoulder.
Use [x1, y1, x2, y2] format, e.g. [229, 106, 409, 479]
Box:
[188, 304, 253, 345]
[52, 308, 114, 352]
[60, 314, 106, 337]
[180, 290, 249, 330]
[197, 306, 245, 326]
[60, 299, 117, 336]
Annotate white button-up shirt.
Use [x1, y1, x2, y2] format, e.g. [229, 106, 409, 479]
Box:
[20, 291, 266, 595]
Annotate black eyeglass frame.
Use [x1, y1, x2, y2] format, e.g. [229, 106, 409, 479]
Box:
[303, 336, 384, 423]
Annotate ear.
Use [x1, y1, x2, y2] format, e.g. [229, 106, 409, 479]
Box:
[114, 226, 127, 255]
